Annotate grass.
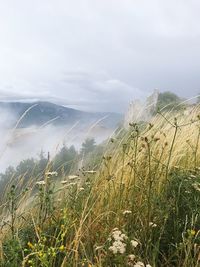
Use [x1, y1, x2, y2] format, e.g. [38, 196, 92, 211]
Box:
[1, 106, 200, 266]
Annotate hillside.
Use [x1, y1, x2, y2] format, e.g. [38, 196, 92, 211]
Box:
[1, 107, 200, 266]
[0, 101, 122, 129]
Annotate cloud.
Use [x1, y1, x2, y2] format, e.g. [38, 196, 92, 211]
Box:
[0, 0, 199, 111]
[60, 71, 146, 112]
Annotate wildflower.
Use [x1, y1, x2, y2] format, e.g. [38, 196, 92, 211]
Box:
[134, 262, 144, 267]
[59, 245, 65, 251]
[123, 210, 132, 215]
[36, 181, 46, 186]
[192, 183, 200, 192]
[112, 229, 121, 239]
[46, 171, 58, 176]
[185, 190, 190, 194]
[131, 240, 139, 248]
[190, 229, 196, 236]
[191, 230, 196, 236]
[109, 240, 126, 254]
[109, 228, 127, 254]
[146, 264, 152, 267]
[128, 254, 135, 261]
[27, 242, 34, 249]
[61, 180, 68, 185]
[79, 187, 85, 191]
[68, 175, 79, 180]
[112, 229, 128, 241]
[149, 222, 157, 228]
[109, 245, 118, 254]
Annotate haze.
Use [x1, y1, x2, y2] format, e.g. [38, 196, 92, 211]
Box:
[0, 0, 200, 112]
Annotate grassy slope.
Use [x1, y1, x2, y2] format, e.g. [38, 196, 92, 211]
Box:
[1, 106, 200, 266]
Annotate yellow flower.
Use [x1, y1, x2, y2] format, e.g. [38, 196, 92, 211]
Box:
[27, 242, 34, 249]
[191, 229, 196, 236]
[59, 245, 65, 251]
[187, 229, 196, 236]
[61, 233, 65, 239]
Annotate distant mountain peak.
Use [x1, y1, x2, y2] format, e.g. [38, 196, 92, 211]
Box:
[0, 101, 122, 129]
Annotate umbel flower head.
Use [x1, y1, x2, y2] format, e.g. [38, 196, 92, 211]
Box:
[131, 240, 139, 248]
[149, 222, 157, 228]
[68, 175, 79, 180]
[108, 228, 128, 254]
[61, 180, 68, 185]
[45, 171, 58, 176]
[123, 210, 132, 215]
[36, 181, 46, 186]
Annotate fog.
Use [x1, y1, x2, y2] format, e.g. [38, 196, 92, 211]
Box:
[0, 109, 114, 172]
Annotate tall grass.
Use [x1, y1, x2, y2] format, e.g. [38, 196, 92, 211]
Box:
[1, 107, 200, 266]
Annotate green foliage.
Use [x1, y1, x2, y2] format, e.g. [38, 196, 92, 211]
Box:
[1, 239, 22, 267]
[0, 145, 79, 197]
[159, 170, 200, 265]
[80, 138, 96, 156]
[53, 145, 78, 174]
[156, 91, 183, 111]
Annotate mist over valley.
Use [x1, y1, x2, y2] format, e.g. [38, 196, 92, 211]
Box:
[0, 101, 122, 171]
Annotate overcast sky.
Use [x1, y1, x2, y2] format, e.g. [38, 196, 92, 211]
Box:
[0, 0, 200, 112]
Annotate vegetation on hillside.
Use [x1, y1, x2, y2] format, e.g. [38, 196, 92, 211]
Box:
[1, 103, 200, 266]
[156, 91, 184, 111]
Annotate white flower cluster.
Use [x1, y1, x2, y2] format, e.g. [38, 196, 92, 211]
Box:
[131, 240, 139, 248]
[190, 174, 196, 178]
[68, 175, 79, 180]
[79, 187, 85, 191]
[192, 182, 200, 192]
[45, 171, 58, 176]
[128, 254, 135, 261]
[108, 228, 127, 254]
[36, 181, 45, 186]
[149, 222, 157, 228]
[108, 228, 152, 267]
[123, 210, 132, 215]
[61, 180, 68, 185]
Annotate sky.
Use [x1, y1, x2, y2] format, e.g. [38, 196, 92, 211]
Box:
[0, 0, 200, 112]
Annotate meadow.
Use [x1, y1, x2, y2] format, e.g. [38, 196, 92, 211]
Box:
[1, 105, 200, 267]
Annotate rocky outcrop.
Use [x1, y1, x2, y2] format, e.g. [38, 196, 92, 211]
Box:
[124, 89, 159, 129]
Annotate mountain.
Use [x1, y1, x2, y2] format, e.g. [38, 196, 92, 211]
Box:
[0, 101, 122, 129]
